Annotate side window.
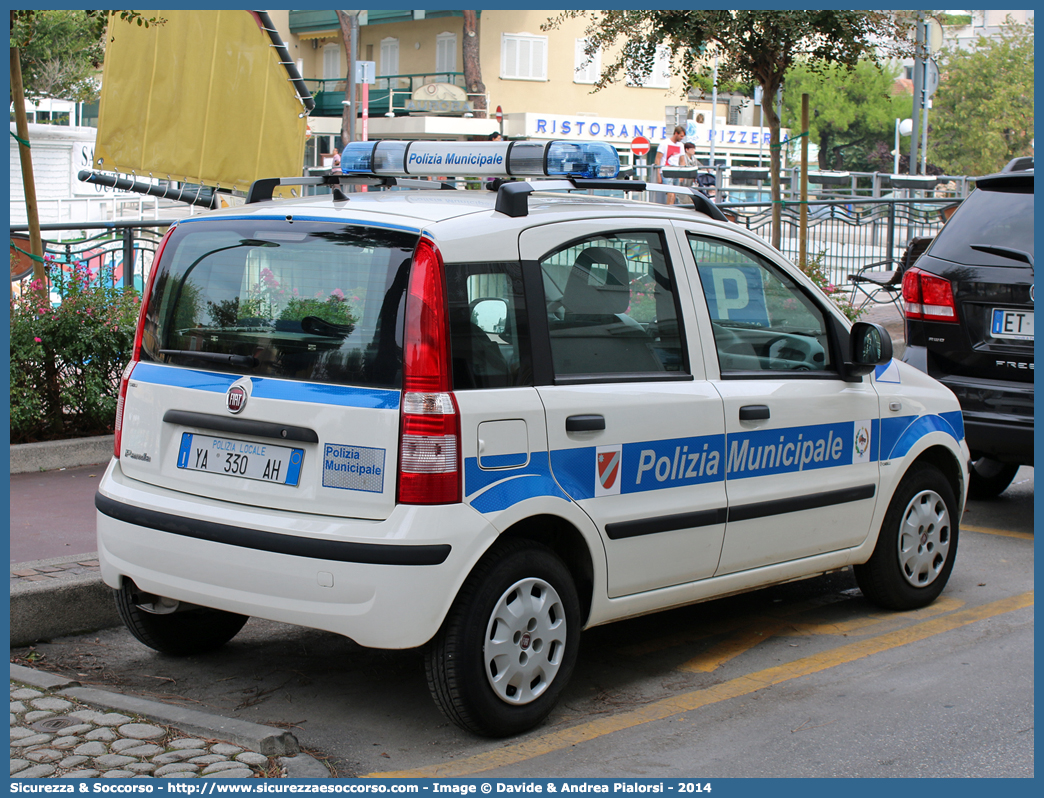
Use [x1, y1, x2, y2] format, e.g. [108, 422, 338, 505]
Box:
[687, 235, 834, 375]
[539, 231, 686, 377]
[445, 262, 532, 390]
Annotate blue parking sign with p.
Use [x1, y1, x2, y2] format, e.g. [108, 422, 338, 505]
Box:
[700, 264, 770, 326]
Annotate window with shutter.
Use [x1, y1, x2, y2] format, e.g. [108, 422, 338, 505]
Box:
[436, 32, 456, 81]
[574, 38, 600, 85]
[501, 33, 547, 81]
[323, 44, 340, 83]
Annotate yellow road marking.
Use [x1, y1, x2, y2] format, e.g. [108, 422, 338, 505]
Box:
[656, 595, 966, 675]
[619, 593, 856, 659]
[963, 524, 1034, 541]
[782, 594, 964, 637]
[680, 620, 788, 672]
[370, 591, 1032, 778]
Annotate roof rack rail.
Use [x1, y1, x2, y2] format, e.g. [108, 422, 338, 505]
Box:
[493, 178, 729, 222]
[245, 174, 459, 204]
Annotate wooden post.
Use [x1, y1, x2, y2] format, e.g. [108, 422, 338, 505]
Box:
[799, 93, 809, 269]
[10, 46, 46, 288]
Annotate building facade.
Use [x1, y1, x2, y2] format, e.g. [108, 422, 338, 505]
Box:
[271, 9, 778, 171]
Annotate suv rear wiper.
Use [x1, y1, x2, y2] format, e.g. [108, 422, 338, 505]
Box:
[969, 244, 1034, 268]
[159, 350, 258, 367]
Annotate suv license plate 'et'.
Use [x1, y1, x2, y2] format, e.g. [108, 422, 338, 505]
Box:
[177, 433, 304, 486]
[991, 308, 1033, 340]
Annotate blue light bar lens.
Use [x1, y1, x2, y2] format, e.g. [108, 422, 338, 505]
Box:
[545, 141, 619, 179]
[340, 142, 376, 174]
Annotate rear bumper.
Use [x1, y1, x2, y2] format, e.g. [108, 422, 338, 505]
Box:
[961, 419, 1034, 465]
[96, 460, 498, 649]
[936, 374, 1034, 464]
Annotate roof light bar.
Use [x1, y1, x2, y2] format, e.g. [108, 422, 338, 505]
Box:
[341, 140, 619, 180]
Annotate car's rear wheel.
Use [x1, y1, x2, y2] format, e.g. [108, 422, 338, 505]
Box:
[854, 463, 959, 611]
[114, 580, 248, 656]
[425, 539, 581, 737]
[968, 457, 1020, 499]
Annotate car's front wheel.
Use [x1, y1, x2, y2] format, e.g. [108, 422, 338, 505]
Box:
[425, 539, 581, 737]
[854, 463, 959, 611]
[968, 457, 1020, 499]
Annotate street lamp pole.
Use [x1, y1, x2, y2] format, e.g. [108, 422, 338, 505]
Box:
[708, 53, 718, 165]
[894, 118, 913, 174]
[909, 12, 925, 174]
[347, 11, 359, 144]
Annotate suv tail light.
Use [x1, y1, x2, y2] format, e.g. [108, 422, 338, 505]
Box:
[902, 266, 959, 323]
[115, 225, 176, 460]
[398, 238, 461, 504]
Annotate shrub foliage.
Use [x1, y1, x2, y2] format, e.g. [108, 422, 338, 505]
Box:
[10, 259, 140, 443]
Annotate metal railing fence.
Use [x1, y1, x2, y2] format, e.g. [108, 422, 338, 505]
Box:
[10, 194, 959, 305]
[717, 197, 958, 286]
[10, 221, 174, 299]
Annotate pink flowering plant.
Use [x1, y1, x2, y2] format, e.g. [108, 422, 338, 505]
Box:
[237, 269, 360, 330]
[799, 251, 864, 322]
[10, 256, 140, 443]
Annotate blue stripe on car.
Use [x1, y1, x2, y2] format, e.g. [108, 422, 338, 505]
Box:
[132, 362, 400, 409]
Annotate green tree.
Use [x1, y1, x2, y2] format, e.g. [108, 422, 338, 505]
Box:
[781, 59, 910, 171]
[10, 10, 107, 102]
[10, 10, 162, 101]
[545, 10, 907, 248]
[930, 18, 1034, 175]
[9, 10, 163, 287]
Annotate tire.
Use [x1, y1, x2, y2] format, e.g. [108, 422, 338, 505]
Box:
[854, 463, 959, 611]
[425, 539, 581, 737]
[114, 580, 248, 656]
[968, 457, 1019, 500]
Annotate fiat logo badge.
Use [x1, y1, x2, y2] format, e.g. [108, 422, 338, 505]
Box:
[226, 385, 247, 414]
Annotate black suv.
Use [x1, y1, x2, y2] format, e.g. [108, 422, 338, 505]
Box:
[902, 169, 1034, 497]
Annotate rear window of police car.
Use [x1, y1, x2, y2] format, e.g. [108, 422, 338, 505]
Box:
[141, 220, 418, 387]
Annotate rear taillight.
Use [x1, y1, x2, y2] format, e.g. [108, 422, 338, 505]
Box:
[397, 238, 461, 504]
[902, 266, 958, 323]
[113, 361, 136, 459]
[115, 225, 176, 460]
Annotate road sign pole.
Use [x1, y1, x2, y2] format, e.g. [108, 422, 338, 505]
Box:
[631, 136, 650, 179]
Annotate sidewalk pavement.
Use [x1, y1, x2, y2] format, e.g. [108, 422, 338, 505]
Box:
[10, 665, 328, 779]
[10, 445, 328, 779]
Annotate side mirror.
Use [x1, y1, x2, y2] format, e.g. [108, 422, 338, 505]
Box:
[843, 321, 893, 381]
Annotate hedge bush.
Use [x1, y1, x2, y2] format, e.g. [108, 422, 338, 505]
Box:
[10, 258, 141, 444]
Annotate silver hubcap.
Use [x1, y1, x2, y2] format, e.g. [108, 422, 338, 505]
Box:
[897, 489, 951, 588]
[484, 577, 567, 705]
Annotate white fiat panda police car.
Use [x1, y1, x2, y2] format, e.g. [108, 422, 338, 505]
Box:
[97, 140, 969, 737]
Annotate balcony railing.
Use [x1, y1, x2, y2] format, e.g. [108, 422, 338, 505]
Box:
[305, 72, 467, 117]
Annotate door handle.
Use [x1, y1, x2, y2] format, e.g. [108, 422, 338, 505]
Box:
[566, 414, 605, 432]
[739, 405, 770, 421]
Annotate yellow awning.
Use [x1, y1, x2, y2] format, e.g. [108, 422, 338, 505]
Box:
[295, 29, 339, 41]
[94, 10, 306, 193]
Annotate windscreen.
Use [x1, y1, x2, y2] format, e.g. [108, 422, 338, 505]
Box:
[141, 219, 418, 388]
[930, 187, 1034, 267]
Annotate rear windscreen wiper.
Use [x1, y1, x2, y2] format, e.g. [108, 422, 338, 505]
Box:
[969, 244, 1034, 267]
[301, 315, 353, 338]
[159, 350, 258, 367]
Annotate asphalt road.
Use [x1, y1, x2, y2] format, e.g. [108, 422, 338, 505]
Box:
[14, 469, 1033, 779]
